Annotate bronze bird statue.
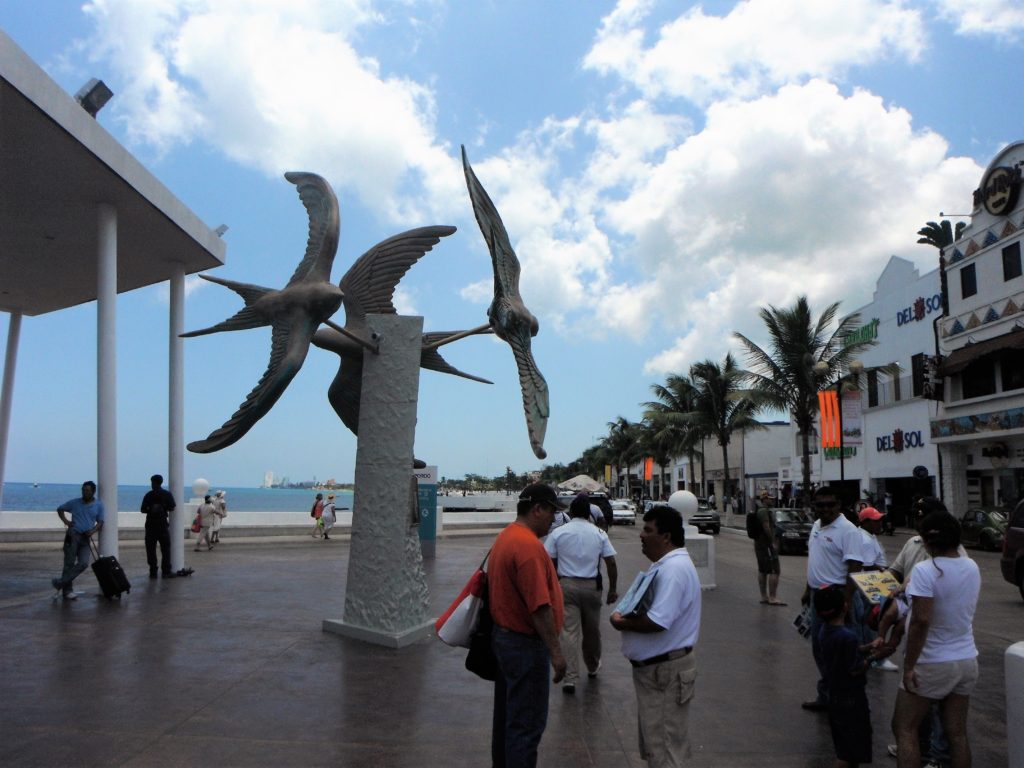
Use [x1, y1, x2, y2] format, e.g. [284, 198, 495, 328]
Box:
[461, 145, 550, 459]
[183, 172, 345, 453]
[310, 225, 492, 437]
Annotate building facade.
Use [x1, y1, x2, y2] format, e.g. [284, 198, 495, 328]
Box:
[933, 141, 1024, 515]
[777, 257, 942, 521]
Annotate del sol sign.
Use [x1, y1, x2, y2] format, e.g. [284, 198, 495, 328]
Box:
[896, 294, 942, 327]
[877, 428, 925, 453]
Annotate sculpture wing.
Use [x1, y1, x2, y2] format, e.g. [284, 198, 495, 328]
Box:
[503, 314, 550, 460]
[187, 314, 314, 453]
[180, 276, 271, 338]
[326, 356, 363, 436]
[420, 332, 493, 384]
[283, 172, 341, 286]
[340, 226, 456, 322]
[461, 146, 520, 300]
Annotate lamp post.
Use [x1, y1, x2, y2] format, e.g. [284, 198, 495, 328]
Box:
[815, 360, 864, 484]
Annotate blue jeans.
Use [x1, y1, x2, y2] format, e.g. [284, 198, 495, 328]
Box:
[491, 626, 550, 768]
[57, 531, 92, 593]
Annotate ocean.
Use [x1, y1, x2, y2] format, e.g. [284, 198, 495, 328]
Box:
[1, 482, 353, 513]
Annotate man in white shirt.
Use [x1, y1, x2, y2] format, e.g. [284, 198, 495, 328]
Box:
[610, 504, 701, 766]
[801, 486, 863, 711]
[545, 495, 618, 693]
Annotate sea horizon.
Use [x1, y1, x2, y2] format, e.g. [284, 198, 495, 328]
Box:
[1, 482, 354, 513]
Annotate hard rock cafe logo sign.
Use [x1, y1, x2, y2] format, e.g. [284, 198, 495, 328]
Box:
[973, 163, 1022, 216]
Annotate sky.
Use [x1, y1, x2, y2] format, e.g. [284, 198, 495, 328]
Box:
[2, 0, 1024, 488]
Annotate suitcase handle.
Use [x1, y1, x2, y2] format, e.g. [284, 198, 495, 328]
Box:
[88, 535, 100, 560]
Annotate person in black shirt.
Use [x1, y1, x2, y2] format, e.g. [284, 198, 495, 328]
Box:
[815, 585, 872, 767]
[141, 474, 177, 579]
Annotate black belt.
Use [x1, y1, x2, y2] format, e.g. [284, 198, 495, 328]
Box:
[630, 646, 693, 668]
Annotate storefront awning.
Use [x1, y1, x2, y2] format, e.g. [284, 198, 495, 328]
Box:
[939, 328, 1024, 375]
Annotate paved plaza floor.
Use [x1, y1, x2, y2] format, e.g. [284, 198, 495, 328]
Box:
[0, 526, 1011, 767]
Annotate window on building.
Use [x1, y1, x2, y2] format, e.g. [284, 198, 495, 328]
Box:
[961, 263, 977, 299]
[961, 357, 996, 399]
[1000, 347, 1024, 392]
[867, 369, 879, 407]
[1004, 242, 1022, 281]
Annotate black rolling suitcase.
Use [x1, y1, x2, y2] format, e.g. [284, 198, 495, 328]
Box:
[90, 539, 131, 599]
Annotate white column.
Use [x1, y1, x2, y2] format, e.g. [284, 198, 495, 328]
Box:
[168, 266, 185, 570]
[0, 312, 23, 512]
[939, 443, 968, 514]
[97, 204, 118, 557]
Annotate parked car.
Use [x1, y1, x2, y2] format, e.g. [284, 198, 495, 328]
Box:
[688, 499, 720, 535]
[959, 507, 1007, 551]
[611, 499, 637, 525]
[772, 508, 814, 554]
[1001, 499, 1024, 602]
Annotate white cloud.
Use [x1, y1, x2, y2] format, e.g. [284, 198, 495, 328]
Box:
[484, 79, 981, 375]
[584, 0, 925, 104]
[392, 286, 418, 315]
[934, 0, 1024, 37]
[154, 274, 208, 304]
[79, 0, 460, 222]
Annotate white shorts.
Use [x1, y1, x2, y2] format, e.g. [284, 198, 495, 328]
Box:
[901, 658, 978, 699]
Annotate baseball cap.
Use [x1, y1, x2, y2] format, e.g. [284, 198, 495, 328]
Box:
[519, 483, 567, 509]
[858, 506, 884, 521]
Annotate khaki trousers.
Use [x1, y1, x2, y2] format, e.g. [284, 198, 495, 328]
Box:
[558, 576, 602, 685]
[632, 651, 697, 767]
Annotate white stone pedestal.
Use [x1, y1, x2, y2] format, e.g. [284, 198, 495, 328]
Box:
[1007, 641, 1024, 768]
[322, 315, 433, 648]
[684, 525, 716, 590]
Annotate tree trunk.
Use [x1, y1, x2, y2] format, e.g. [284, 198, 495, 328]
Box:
[721, 440, 730, 501]
[687, 449, 696, 490]
[700, 439, 706, 495]
[800, 425, 812, 504]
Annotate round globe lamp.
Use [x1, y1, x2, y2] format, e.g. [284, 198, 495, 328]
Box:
[667, 490, 698, 523]
[192, 477, 210, 498]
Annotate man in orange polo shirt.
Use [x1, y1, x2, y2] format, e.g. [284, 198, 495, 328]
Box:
[489, 483, 567, 768]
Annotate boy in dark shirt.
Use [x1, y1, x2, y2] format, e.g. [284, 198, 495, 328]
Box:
[814, 585, 872, 766]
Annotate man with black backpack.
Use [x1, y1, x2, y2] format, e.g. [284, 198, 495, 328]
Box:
[748, 492, 785, 605]
[141, 474, 177, 579]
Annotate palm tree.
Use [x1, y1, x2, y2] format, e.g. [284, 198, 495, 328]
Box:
[604, 416, 643, 499]
[643, 374, 704, 492]
[688, 354, 762, 503]
[917, 219, 966, 250]
[733, 296, 876, 501]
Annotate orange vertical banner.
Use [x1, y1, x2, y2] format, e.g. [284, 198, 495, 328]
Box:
[644, 457, 653, 481]
[818, 390, 839, 448]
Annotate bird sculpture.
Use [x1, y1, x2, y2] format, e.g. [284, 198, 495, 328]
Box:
[183, 171, 345, 453]
[461, 145, 550, 459]
[311, 226, 492, 437]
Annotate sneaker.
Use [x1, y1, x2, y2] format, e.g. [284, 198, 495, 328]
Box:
[51, 577, 63, 591]
[875, 659, 899, 672]
[886, 743, 898, 758]
[62, 590, 77, 600]
[922, 763, 941, 768]
[588, 661, 602, 678]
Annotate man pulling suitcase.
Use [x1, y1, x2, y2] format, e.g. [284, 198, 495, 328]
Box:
[52, 480, 105, 600]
